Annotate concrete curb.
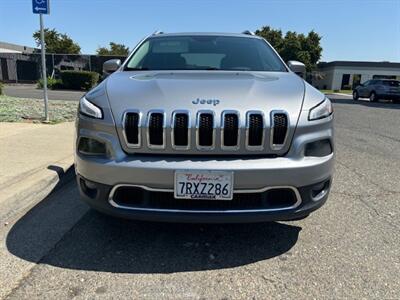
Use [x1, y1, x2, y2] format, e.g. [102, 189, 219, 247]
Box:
[0, 157, 75, 224]
[326, 93, 353, 97]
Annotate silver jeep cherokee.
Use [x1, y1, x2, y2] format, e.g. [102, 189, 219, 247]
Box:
[75, 32, 334, 223]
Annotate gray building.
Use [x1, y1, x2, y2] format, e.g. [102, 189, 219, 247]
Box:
[0, 41, 126, 83]
[313, 61, 400, 90]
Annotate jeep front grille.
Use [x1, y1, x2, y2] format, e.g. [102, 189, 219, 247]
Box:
[122, 109, 290, 154]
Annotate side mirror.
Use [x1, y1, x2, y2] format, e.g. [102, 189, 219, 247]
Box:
[287, 60, 306, 78]
[103, 59, 121, 76]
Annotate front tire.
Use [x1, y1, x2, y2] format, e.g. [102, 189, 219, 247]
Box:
[353, 91, 359, 100]
[370, 92, 378, 102]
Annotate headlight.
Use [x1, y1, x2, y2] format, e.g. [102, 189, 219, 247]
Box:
[79, 97, 103, 119]
[308, 98, 333, 121]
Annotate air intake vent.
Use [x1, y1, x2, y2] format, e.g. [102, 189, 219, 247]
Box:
[223, 113, 239, 147]
[248, 113, 264, 147]
[124, 112, 140, 146]
[173, 113, 189, 147]
[272, 113, 288, 146]
[198, 113, 214, 148]
[148, 112, 164, 147]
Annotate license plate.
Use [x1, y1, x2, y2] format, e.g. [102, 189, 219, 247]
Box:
[174, 170, 234, 200]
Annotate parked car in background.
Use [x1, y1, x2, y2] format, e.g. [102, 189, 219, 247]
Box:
[353, 79, 400, 103]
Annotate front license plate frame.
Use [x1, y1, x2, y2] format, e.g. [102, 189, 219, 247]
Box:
[174, 170, 234, 200]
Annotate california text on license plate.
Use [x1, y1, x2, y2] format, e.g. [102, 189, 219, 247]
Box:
[174, 170, 234, 200]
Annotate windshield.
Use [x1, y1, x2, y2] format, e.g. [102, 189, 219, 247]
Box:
[125, 35, 287, 72]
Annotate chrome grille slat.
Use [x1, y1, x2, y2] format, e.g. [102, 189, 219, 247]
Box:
[246, 111, 265, 151]
[147, 111, 166, 149]
[196, 111, 215, 150]
[171, 110, 190, 150]
[270, 111, 289, 150]
[221, 110, 240, 150]
[122, 110, 141, 148]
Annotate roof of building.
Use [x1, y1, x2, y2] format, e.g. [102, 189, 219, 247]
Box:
[0, 41, 37, 54]
[318, 61, 400, 69]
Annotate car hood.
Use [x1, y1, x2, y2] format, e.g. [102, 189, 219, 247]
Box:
[105, 70, 305, 123]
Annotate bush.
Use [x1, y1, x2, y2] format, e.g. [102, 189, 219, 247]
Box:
[60, 71, 99, 90]
[0, 82, 3, 95]
[37, 77, 63, 90]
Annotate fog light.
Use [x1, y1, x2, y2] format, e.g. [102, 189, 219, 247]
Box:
[80, 178, 98, 198]
[305, 139, 332, 157]
[78, 137, 107, 156]
[311, 180, 330, 201]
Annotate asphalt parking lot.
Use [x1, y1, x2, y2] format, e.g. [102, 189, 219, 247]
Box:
[1, 94, 400, 299]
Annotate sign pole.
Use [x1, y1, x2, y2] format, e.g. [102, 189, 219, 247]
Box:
[39, 13, 49, 122]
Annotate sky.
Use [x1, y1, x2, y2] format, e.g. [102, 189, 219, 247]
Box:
[0, 0, 399, 62]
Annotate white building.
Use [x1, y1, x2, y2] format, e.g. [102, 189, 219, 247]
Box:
[313, 61, 400, 90]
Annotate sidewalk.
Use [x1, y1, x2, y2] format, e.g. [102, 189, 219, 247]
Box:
[0, 122, 75, 222]
[0, 122, 78, 299]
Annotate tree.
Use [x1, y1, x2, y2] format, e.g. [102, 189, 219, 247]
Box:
[255, 26, 322, 72]
[96, 42, 130, 56]
[254, 26, 284, 54]
[33, 28, 81, 54]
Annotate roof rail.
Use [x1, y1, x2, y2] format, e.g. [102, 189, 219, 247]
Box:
[242, 30, 255, 36]
[152, 30, 164, 35]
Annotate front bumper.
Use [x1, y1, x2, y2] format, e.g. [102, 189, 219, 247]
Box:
[77, 174, 331, 223]
[76, 153, 333, 190]
[75, 152, 333, 223]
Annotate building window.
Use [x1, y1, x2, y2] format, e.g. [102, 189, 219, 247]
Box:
[341, 74, 351, 90]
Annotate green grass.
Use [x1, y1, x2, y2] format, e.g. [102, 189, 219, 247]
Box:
[320, 89, 353, 95]
[0, 95, 77, 123]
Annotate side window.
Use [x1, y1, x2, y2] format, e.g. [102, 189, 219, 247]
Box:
[363, 80, 371, 86]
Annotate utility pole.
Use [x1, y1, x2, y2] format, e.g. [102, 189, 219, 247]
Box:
[32, 0, 50, 122]
[40, 13, 49, 122]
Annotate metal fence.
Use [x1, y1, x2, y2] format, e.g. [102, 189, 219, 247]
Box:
[0, 53, 127, 83]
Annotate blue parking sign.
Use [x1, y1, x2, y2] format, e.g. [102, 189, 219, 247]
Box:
[32, 0, 50, 14]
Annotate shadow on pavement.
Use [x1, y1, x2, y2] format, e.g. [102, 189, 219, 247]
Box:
[6, 180, 301, 274]
[328, 95, 400, 110]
